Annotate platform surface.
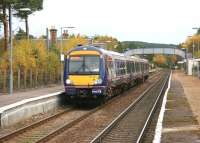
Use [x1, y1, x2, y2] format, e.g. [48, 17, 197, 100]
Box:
[0, 85, 64, 108]
[162, 71, 200, 142]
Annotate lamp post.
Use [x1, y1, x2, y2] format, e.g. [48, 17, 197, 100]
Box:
[192, 27, 200, 57]
[188, 36, 195, 58]
[60, 26, 75, 84]
[8, 5, 13, 95]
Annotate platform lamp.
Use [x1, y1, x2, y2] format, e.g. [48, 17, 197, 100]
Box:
[8, 6, 31, 95]
[188, 35, 196, 76]
[8, 5, 13, 95]
[188, 36, 195, 59]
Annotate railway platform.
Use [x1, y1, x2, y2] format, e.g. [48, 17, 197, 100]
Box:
[0, 85, 64, 127]
[0, 85, 63, 108]
[161, 70, 200, 142]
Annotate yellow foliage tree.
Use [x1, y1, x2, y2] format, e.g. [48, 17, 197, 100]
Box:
[93, 35, 119, 51]
[62, 35, 88, 53]
[183, 35, 200, 58]
[153, 54, 167, 65]
[170, 55, 177, 64]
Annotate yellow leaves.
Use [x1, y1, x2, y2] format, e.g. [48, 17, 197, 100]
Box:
[14, 40, 36, 70]
[183, 34, 200, 53]
[170, 55, 177, 64]
[57, 35, 119, 53]
[93, 35, 118, 51]
[0, 51, 9, 70]
[34, 40, 48, 68]
[153, 54, 166, 65]
[62, 36, 88, 52]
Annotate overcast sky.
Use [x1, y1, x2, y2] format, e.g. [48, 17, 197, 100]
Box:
[12, 0, 200, 44]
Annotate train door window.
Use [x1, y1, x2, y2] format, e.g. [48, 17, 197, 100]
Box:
[117, 60, 119, 76]
[133, 62, 135, 73]
[115, 60, 121, 76]
[135, 63, 137, 73]
[128, 62, 131, 74]
[130, 62, 133, 73]
[126, 62, 129, 74]
[117, 61, 120, 76]
[138, 63, 140, 73]
[130, 62, 132, 73]
[107, 61, 112, 79]
[107, 62, 111, 79]
[122, 61, 126, 75]
[115, 60, 118, 76]
[120, 61, 123, 75]
[136, 62, 138, 73]
[145, 64, 147, 71]
[141, 63, 143, 72]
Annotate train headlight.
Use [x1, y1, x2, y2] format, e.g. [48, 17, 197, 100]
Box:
[94, 79, 103, 85]
[66, 79, 72, 84]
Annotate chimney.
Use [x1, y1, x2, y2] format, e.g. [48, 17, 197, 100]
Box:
[50, 26, 57, 46]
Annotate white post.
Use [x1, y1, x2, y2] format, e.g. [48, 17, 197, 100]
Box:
[60, 27, 63, 84]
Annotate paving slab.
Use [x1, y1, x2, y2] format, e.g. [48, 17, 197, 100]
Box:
[0, 85, 64, 108]
[162, 71, 200, 143]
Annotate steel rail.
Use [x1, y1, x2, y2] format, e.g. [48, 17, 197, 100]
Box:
[136, 72, 170, 143]
[90, 71, 168, 143]
[0, 71, 162, 143]
[0, 107, 73, 142]
[35, 72, 163, 143]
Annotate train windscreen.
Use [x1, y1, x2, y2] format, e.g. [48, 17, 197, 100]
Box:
[69, 55, 100, 75]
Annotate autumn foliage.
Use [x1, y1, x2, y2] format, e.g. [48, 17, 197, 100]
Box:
[153, 54, 166, 65]
[0, 35, 91, 92]
[182, 34, 200, 58]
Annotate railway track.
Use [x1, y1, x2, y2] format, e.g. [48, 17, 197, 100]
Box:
[0, 71, 162, 143]
[90, 71, 170, 143]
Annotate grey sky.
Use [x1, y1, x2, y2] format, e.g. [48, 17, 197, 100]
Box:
[13, 0, 200, 44]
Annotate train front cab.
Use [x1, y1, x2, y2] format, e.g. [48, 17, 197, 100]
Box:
[64, 48, 107, 100]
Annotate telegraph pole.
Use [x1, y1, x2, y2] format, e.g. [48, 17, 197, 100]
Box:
[9, 5, 13, 95]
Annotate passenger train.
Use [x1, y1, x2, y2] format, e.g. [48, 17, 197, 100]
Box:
[64, 45, 149, 102]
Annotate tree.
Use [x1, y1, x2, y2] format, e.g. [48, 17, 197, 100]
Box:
[153, 54, 167, 66]
[93, 35, 119, 51]
[0, 0, 42, 50]
[0, 0, 14, 50]
[170, 55, 177, 65]
[62, 35, 88, 52]
[14, 0, 43, 38]
[183, 35, 200, 57]
[15, 28, 34, 40]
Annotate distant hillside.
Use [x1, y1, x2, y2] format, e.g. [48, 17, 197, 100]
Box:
[121, 41, 177, 49]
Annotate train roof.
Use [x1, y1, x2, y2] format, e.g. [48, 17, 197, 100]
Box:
[67, 45, 148, 63]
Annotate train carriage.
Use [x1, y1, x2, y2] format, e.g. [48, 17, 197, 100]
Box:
[64, 45, 149, 101]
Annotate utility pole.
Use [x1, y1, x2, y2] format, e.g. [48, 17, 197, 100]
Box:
[9, 5, 13, 95]
[46, 28, 49, 51]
